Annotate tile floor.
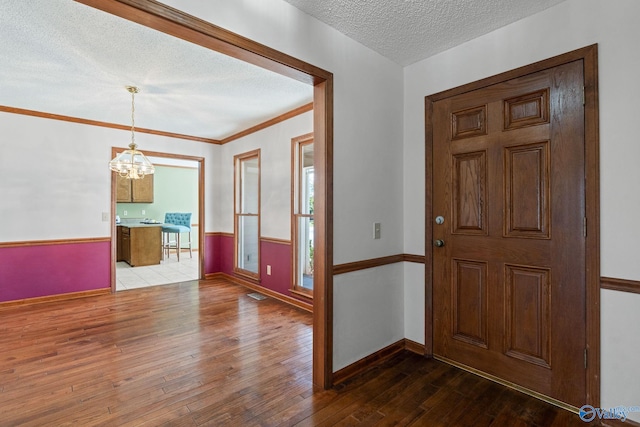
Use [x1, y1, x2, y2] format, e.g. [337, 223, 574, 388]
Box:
[116, 251, 199, 291]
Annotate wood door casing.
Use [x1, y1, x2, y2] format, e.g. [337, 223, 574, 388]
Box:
[432, 60, 586, 407]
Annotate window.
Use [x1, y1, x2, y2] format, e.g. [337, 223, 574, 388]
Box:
[292, 134, 314, 296]
[234, 150, 260, 278]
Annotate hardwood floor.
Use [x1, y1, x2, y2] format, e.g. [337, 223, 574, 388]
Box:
[0, 278, 599, 426]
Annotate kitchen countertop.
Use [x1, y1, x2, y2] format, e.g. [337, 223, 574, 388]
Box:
[117, 222, 164, 228]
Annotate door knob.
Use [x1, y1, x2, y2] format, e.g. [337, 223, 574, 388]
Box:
[434, 239, 445, 247]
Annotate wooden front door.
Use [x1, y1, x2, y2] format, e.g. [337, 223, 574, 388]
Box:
[432, 60, 586, 407]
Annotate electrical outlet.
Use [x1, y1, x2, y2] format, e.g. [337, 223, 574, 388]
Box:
[101, 212, 109, 222]
[123, 210, 128, 216]
[267, 265, 272, 275]
[141, 209, 146, 215]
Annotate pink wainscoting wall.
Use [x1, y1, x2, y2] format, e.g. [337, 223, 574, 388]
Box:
[206, 233, 309, 304]
[205, 233, 235, 276]
[204, 233, 218, 274]
[219, 234, 235, 275]
[260, 240, 292, 297]
[0, 240, 111, 303]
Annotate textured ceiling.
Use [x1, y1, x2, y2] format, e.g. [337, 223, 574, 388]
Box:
[280, 0, 567, 66]
[0, 0, 567, 141]
[0, 0, 313, 140]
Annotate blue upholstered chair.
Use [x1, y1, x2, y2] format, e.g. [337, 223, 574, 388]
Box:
[162, 213, 192, 261]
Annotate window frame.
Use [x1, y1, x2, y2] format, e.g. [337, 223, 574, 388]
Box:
[234, 149, 261, 280]
[291, 133, 314, 298]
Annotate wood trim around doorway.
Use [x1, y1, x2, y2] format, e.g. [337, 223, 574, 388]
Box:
[424, 44, 600, 406]
[601, 277, 640, 295]
[80, 0, 334, 390]
[110, 148, 206, 292]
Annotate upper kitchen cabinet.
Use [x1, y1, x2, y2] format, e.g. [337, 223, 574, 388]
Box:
[116, 174, 154, 203]
[132, 174, 154, 202]
[116, 175, 132, 202]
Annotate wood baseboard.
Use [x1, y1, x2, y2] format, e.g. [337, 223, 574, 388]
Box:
[333, 338, 426, 385]
[206, 272, 312, 313]
[404, 338, 426, 355]
[0, 288, 111, 310]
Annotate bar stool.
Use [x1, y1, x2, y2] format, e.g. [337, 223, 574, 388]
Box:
[162, 212, 192, 261]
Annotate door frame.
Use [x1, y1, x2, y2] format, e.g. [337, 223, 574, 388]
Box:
[80, 0, 334, 389]
[110, 148, 205, 290]
[424, 45, 600, 406]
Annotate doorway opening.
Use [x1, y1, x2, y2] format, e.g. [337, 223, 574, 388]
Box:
[87, 0, 334, 389]
[111, 148, 206, 293]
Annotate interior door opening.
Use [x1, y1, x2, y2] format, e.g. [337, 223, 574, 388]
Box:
[111, 149, 205, 292]
[88, 0, 334, 389]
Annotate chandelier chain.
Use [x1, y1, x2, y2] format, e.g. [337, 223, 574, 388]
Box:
[130, 88, 136, 145]
[109, 85, 154, 179]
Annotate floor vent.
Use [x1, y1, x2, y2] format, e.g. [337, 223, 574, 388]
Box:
[247, 292, 267, 301]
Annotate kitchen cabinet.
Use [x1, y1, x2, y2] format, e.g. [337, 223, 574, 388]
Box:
[116, 174, 154, 203]
[121, 227, 131, 263]
[117, 226, 123, 261]
[117, 225, 161, 267]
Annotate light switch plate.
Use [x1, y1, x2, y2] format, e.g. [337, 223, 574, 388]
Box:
[373, 222, 381, 239]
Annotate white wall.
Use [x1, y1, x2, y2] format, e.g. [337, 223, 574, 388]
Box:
[216, 111, 313, 239]
[334, 264, 405, 371]
[403, 262, 425, 345]
[0, 112, 217, 241]
[403, 0, 640, 418]
[162, 0, 405, 262]
[162, 0, 406, 371]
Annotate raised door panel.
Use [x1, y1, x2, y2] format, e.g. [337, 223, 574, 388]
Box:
[452, 259, 488, 348]
[452, 151, 487, 235]
[504, 89, 549, 130]
[504, 142, 550, 238]
[504, 264, 551, 369]
[451, 105, 487, 140]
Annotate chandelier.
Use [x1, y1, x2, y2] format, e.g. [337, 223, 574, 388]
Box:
[108, 86, 155, 179]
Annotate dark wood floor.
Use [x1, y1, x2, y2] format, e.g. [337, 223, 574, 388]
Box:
[0, 278, 600, 426]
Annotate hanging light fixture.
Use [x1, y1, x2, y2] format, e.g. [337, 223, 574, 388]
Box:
[109, 86, 155, 179]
